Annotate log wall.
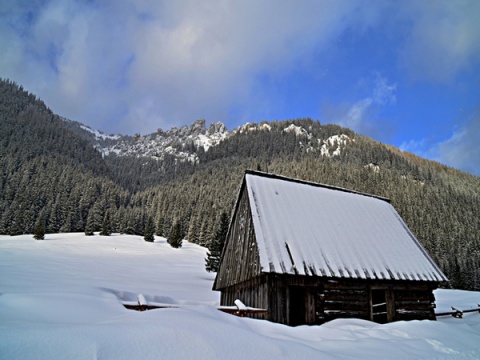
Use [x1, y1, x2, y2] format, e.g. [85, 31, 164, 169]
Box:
[219, 275, 438, 325]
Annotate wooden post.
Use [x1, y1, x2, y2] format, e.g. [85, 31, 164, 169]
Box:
[386, 288, 395, 322]
[451, 306, 463, 318]
[137, 294, 148, 311]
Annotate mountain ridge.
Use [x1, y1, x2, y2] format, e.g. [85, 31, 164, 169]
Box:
[64, 116, 358, 166]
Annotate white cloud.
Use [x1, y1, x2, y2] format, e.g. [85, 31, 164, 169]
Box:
[399, 111, 480, 176]
[123, 1, 363, 133]
[0, 0, 380, 134]
[372, 75, 396, 105]
[332, 74, 397, 138]
[433, 112, 480, 175]
[399, 138, 428, 155]
[341, 98, 373, 130]
[399, 0, 480, 82]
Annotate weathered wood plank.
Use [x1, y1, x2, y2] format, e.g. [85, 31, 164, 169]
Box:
[395, 300, 434, 309]
[396, 310, 435, 320]
[324, 310, 369, 319]
[324, 282, 368, 290]
[323, 292, 368, 302]
[215, 187, 262, 290]
[394, 291, 434, 302]
[324, 301, 369, 312]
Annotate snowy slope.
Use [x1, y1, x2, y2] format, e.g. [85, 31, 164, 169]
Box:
[1, 234, 479, 359]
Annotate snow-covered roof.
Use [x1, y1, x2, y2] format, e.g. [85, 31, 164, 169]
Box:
[245, 171, 447, 282]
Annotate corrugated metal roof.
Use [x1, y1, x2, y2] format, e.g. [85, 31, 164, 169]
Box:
[245, 171, 448, 282]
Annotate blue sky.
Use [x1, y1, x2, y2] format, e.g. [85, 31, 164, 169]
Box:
[1, 0, 479, 175]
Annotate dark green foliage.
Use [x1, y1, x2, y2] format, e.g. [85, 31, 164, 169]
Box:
[205, 212, 229, 272]
[167, 221, 182, 248]
[155, 215, 164, 237]
[100, 211, 112, 236]
[144, 216, 155, 242]
[84, 209, 95, 236]
[33, 215, 45, 240]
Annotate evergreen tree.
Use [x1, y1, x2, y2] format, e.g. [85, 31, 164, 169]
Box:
[123, 211, 136, 235]
[85, 208, 96, 236]
[100, 211, 112, 236]
[144, 216, 155, 242]
[198, 216, 213, 247]
[167, 221, 182, 248]
[205, 212, 229, 272]
[155, 215, 164, 237]
[187, 213, 199, 243]
[33, 215, 45, 240]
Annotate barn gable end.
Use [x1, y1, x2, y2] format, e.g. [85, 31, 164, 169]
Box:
[213, 170, 448, 326]
[214, 182, 262, 290]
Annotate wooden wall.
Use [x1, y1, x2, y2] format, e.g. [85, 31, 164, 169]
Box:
[220, 275, 269, 320]
[219, 274, 437, 325]
[214, 186, 262, 290]
[392, 283, 437, 321]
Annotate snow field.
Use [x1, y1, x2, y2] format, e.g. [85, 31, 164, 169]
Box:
[0, 234, 479, 359]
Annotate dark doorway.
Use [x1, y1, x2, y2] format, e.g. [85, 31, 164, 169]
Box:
[289, 286, 306, 326]
[371, 289, 388, 323]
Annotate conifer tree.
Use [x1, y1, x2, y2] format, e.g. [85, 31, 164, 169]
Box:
[198, 216, 213, 247]
[100, 211, 112, 236]
[187, 213, 199, 243]
[33, 215, 45, 240]
[155, 215, 164, 237]
[85, 209, 96, 236]
[205, 212, 229, 272]
[167, 221, 182, 248]
[144, 216, 155, 242]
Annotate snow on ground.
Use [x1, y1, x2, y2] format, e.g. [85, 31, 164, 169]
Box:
[1, 234, 479, 359]
[80, 125, 120, 140]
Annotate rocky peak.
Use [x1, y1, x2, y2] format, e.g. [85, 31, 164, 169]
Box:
[190, 119, 207, 135]
[95, 119, 230, 162]
[208, 122, 227, 135]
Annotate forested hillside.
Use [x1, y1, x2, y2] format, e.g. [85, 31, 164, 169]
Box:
[1, 79, 479, 290]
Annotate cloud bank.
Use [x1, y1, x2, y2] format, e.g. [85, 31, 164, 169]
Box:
[1, 0, 361, 133]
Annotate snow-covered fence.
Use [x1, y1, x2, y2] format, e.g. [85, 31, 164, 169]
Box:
[218, 299, 268, 317]
[435, 304, 480, 318]
[122, 296, 268, 317]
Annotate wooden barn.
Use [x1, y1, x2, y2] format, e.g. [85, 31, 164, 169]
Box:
[213, 170, 448, 326]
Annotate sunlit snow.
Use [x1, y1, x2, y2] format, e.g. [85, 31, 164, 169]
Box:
[245, 173, 446, 282]
[0, 234, 479, 359]
[320, 134, 351, 157]
[80, 125, 120, 141]
[283, 124, 311, 138]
